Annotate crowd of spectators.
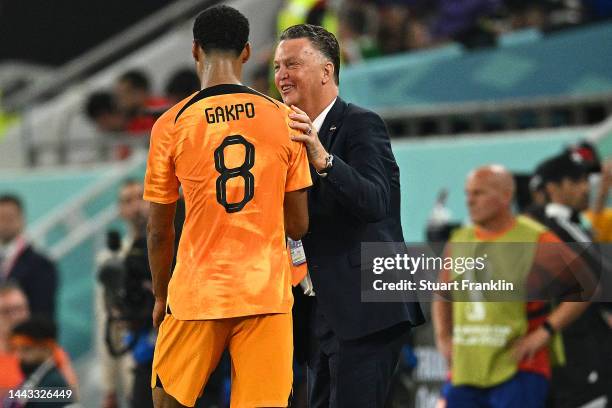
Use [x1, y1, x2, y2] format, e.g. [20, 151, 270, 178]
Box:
[278, 0, 612, 65]
[84, 68, 200, 160]
[0, 194, 79, 404]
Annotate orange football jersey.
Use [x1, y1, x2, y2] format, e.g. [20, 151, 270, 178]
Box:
[144, 84, 312, 320]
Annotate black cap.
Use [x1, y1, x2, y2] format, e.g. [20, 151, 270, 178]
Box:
[565, 141, 601, 174]
[534, 153, 588, 185]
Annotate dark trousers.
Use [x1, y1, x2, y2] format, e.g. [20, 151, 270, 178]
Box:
[132, 362, 153, 408]
[306, 300, 407, 408]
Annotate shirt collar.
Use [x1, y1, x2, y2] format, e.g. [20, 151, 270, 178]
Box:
[0, 236, 21, 259]
[545, 203, 573, 220]
[312, 98, 337, 133]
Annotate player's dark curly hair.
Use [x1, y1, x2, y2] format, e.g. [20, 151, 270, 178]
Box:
[193, 5, 249, 56]
[280, 24, 340, 85]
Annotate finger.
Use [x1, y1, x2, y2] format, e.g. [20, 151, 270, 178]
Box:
[291, 134, 310, 143]
[289, 121, 312, 133]
[289, 112, 311, 124]
[290, 105, 306, 115]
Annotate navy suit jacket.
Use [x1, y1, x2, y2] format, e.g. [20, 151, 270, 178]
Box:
[299, 97, 424, 342]
[7, 245, 57, 319]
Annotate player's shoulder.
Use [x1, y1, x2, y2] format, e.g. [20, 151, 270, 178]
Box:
[152, 92, 199, 131]
[239, 88, 292, 122]
[239, 86, 285, 112]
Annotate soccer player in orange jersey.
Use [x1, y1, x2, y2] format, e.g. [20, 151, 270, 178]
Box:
[143, 5, 312, 407]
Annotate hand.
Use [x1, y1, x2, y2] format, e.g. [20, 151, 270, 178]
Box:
[288, 105, 329, 172]
[510, 327, 550, 362]
[152, 297, 166, 329]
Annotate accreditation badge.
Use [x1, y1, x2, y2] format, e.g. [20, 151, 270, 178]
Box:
[288, 238, 307, 266]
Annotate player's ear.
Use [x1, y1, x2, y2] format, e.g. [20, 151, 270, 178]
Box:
[192, 40, 200, 62]
[241, 42, 251, 64]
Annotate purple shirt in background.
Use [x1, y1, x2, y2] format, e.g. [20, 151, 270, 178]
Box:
[431, 0, 502, 38]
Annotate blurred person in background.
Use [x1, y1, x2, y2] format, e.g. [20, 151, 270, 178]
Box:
[0, 194, 57, 320]
[531, 153, 612, 407]
[565, 140, 612, 244]
[84, 91, 133, 161]
[505, 0, 550, 30]
[249, 63, 272, 95]
[0, 283, 78, 398]
[114, 70, 169, 134]
[587, 159, 612, 242]
[5, 318, 73, 407]
[430, 0, 503, 49]
[376, 2, 411, 54]
[163, 68, 200, 105]
[0, 282, 29, 394]
[96, 179, 155, 408]
[278, 0, 339, 37]
[337, 3, 381, 63]
[372, 0, 438, 54]
[524, 171, 548, 220]
[85, 91, 127, 133]
[432, 165, 589, 407]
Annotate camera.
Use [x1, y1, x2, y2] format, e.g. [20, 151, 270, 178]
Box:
[98, 230, 154, 356]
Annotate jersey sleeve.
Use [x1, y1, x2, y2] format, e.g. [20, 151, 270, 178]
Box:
[285, 138, 313, 192]
[143, 115, 180, 204]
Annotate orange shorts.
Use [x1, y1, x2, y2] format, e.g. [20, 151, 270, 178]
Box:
[151, 312, 293, 407]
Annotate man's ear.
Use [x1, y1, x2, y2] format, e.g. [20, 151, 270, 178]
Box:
[192, 40, 199, 62]
[241, 42, 251, 64]
[322, 61, 334, 85]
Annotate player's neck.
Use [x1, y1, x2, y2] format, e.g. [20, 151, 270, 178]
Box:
[199, 58, 243, 89]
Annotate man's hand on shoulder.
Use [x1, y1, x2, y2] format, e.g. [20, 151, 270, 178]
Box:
[288, 105, 328, 172]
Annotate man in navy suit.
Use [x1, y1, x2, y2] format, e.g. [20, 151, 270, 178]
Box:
[274, 24, 424, 408]
[0, 195, 57, 320]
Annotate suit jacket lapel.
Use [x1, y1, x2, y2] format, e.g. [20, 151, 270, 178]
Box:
[318, 97, 346, 150]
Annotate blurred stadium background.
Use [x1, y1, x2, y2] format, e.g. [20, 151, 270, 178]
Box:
[1, 0, 611, 406]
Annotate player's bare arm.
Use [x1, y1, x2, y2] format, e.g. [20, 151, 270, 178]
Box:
[147, 202, 177, 328]
[284, 188, 309, 240]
